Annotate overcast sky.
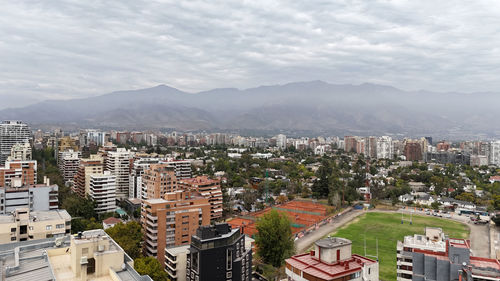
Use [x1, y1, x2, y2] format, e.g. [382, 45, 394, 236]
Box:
[1, 0, 500, 109]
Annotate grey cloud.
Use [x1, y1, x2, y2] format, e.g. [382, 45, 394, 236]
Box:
[1, 0, 500, 109]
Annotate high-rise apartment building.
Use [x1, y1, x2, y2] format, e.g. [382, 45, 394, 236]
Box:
[344, 136, 358, 153]
[376, 136, 393, 159]
[58, 150, 81, 184]
[8, 142, 32, 161]
[106, 148, 133, 199]
[489, 140, 500, 166]
[57, 136, 79, 155]
[276, 134, 287, 150]
[72, 154, 104, 197]
[404, 140, 423, 161]
[397, 227, 500, 281]
[0, 121, 31, 166]
[179, 176, 223, 221]
[142, 163, 178, 200]
[286, 237, 379, 281]
[142, 190, 211, 265]
[129, 157, 162, 199]
[186, 223, 253, 281]
[89, 171, 117, 214]
[162, 159, 193, 180]
[0, 160, 37, 187]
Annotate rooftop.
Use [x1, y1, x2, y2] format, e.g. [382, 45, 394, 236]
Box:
[315, 237, 352, 249]
[0, 209, 71, 224]
[165, 245, 190, 255]
[0, 230, 152, 281]
[286, 252, 377, 280]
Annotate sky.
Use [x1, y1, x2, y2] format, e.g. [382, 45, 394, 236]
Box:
[1, 0, 500, 109]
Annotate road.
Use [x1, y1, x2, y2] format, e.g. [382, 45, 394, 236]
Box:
[295, 209, 364, 253]
[294, 208, 491, 258]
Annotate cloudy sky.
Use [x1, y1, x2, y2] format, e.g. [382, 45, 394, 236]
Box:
[1, 0, 500, 109]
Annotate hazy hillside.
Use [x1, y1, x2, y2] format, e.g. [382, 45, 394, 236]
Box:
[1, 81, 499, 137]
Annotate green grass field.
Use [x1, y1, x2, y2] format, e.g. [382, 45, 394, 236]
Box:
[329, 212, 469, 281]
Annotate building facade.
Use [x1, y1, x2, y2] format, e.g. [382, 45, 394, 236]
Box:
[58, 150, 81, 185]
[286, 237, 379, 281]
[0, 160, 37, 187]
[0, 208, 70, 243]
[142, 163, 178, 200]
[0, 121, 31, 166]
[9, 142, 32, 161]
[179, 176, 223, 221]
[187, 223, 253, 281]
[89, 171, 116, 214]
[397, 227, 500, 281]
[0, 182, 58, 214]
[142, 190, 211, 266]
[72, 154, 104, 197]
[165, 245, 190, 281]
[106, 148, 133, 199]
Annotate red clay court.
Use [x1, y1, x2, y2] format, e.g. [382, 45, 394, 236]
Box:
[228, 200, 333, 237]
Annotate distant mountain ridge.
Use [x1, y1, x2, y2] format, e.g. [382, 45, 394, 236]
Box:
[1, 81, 499, 138]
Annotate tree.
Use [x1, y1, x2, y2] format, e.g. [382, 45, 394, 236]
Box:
[134, 257, 169, 281]
[71, 217, 103, 234]
[255, 209, 295, 267]
[62, 195, 97, 219]
[105, 221, 142, 259]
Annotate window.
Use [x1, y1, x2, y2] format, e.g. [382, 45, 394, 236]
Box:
[46, 225, 52, 230]
[226, 248, 233, 270]
[11, 237, 16, 241]
[10, 228, 16, 233]
[56, 224, 64, 229]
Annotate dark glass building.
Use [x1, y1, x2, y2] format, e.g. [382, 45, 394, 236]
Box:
[187, 223, 252, 281]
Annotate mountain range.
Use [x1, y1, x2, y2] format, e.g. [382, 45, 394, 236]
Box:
[1, 81, 499, 138]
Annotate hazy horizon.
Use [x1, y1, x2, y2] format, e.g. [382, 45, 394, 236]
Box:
[2, 1, 500, 109]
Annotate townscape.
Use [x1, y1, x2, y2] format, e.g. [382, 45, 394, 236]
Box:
[3, 1, 500, 281]
[0, 122, 499, 280]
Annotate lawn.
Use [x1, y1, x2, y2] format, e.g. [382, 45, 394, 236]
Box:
[329, 212, 469, 281]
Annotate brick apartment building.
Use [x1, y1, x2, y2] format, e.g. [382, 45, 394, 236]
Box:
[0, 160, 37, 187]
[179, 176, 223, 221]
[142, 190, 211, 266]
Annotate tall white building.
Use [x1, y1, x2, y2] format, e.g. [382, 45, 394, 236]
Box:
[376, 136, 393, 159]
[0, 121, 31, 165]
[106, 148, 133, 199]
[276, 134, 287, 149]
[489, 140, 500, 166]
[89, 171, 116, 213]
[58, 150, 81, 185]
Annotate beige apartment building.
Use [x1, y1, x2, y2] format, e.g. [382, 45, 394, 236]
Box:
[0, 208, 71, 243]
[0, 229, 152, 281]
[179, 176, 223, 221]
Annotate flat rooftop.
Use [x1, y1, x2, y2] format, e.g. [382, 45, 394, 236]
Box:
[315, 237, 352, 249]
[0, 210, 71, 224]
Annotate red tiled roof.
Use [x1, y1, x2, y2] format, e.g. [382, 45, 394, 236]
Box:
[103, 217, 122, 225]
[286, 252, 376, 280]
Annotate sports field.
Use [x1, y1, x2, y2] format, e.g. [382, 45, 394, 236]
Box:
[329, 212, 469, 281]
